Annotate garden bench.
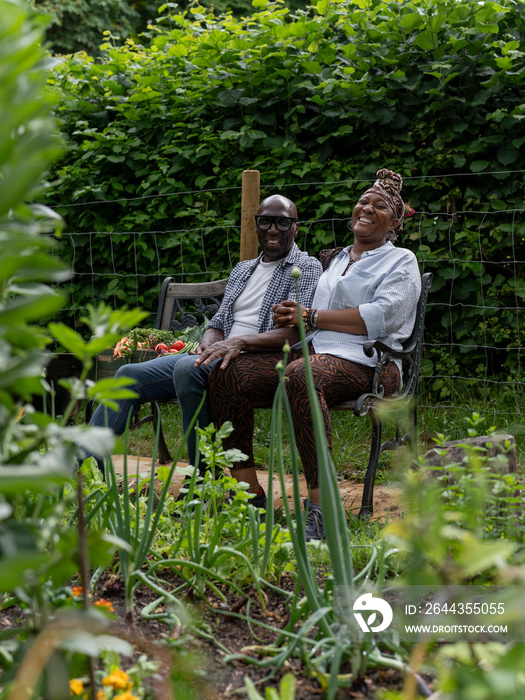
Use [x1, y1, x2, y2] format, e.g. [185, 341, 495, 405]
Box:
[141, 270, 433, 518]
[127, 277, 229, 464]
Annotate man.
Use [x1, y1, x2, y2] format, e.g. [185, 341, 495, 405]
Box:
[89, 194, 323, 492]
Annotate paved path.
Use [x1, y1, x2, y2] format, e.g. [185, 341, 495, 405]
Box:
[111, 455, 402, 521]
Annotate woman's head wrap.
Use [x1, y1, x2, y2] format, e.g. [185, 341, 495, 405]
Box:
[361, 168, 410, 242]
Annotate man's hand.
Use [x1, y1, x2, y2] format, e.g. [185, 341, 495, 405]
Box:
[190, 327, 225, 355]
[272, 300, 303, 328]
[194, 337, 246, 369]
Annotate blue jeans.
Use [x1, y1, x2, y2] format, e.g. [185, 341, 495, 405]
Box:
[172, 354, 220, 466]
[89, 353, 218, 471]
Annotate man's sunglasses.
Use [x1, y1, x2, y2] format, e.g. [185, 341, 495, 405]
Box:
[255, 215, 297, 233]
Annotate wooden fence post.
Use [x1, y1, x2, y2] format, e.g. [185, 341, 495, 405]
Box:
[240, 169, 260, 261]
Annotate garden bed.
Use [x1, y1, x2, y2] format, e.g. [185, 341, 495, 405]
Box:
[0, 568, 419, 699]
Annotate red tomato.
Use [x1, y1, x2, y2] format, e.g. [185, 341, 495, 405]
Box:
[171, 340, 186, 352]
[155, 343, 170, 354]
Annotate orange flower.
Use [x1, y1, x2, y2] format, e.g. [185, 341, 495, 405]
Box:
[69, 678, 84, 696]
[71, 586, 84, 598]
[94, 598, 114, 613]
[102, 669, 131, 691]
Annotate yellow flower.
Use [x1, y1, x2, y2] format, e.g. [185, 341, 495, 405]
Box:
[94, 598, 115, 613]
[117, 693, 139, 700]
[97, 692, 106, 700]
[102, 670, 131, 691]
[69, 679, 84, 696]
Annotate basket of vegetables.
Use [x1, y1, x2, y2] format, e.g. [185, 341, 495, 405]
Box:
[112, 326, 202, 358]
[94, 324, 204, 380]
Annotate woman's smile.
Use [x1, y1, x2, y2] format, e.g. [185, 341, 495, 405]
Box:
[351, 192, 398, 248]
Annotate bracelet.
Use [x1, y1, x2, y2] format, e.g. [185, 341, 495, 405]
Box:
[302, 308, 318, 332]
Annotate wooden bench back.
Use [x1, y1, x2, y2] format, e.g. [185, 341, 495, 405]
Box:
[155, 277, 229, 332]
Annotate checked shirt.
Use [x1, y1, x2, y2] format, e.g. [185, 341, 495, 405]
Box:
[208, 243, 323, 338]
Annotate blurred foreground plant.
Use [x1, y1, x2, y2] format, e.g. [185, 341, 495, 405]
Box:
[383, 416, 525, 700]
[0, 3, 165, 698]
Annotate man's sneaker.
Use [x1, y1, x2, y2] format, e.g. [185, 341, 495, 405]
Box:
[227, 486, 267, 510]
[303, 499, 325, 541]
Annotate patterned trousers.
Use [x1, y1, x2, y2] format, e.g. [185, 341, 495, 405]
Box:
[208, 350, 400, 489]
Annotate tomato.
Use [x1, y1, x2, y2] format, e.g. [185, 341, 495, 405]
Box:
[171, 340, 186, 352]
[155, 343, 170, 354]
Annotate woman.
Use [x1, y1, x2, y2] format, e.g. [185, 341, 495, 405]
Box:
[207, 168, 421, 540]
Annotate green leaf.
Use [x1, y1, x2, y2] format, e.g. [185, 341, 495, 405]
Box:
[428, 14, 447, 32]
[61, 425, 115, 457]
[218, 89, 244, 106]
[0, 553, 49, 592]
[48, 323, 87, 357]
[0, 466, 71, 495]
[414, 29, 439, 50]
[0, 254, 70, 283]
[61, 632, 133, 657]
[87, 377, 138, 401]
[243, 676, 264, 700]
[470, 160, 490, 172]
[168, 44, 188, 58]
[496, 56, 512, 70]
[0, 293, 64, 325]
[458, 537, 517, 577]
[399, 13, 425, 32]
[497, 144, 518, 166]
[448, 5, 472, 23]
[476, 23, 499, 35]
[279, 673, 297, 700]
[85, 334, 123, 355]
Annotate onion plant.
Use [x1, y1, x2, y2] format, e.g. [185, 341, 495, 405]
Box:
[221, 268, 409, 697]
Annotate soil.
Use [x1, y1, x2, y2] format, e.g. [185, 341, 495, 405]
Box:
[0, 568, 418, 699]
[0, 458, 414, 699]
[105, 458, 407, 696]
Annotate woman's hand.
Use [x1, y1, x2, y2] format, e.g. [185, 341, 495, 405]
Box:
[272, 300, 303, 328]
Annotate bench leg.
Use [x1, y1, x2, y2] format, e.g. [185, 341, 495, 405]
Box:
[150, 402, 173, 465]
[406, 397, 418, 466]
[359, 412, 382, 519]
[85, 400, 94, 423]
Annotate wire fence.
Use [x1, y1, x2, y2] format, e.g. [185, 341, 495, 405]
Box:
[51, 172, 525, 433]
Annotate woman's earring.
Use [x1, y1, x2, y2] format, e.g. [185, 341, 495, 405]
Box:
[347, 220, 353, 231]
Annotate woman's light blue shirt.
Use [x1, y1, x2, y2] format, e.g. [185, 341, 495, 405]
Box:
[311, 242, 421, 369]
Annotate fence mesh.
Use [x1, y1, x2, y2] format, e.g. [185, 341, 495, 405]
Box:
[50, 173, 525, 433]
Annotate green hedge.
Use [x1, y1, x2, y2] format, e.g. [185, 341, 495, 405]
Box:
[42, 0, 525, 388]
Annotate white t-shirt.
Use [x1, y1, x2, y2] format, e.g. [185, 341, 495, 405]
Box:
[229, 259, 280, 337]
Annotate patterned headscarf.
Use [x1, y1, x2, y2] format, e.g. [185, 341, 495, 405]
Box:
[362, 168, 406, 242]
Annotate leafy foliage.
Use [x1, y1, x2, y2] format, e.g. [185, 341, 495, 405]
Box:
[33, 0, 153, 55]
[0, 5, 148, 692]
[32, 0, 306, 56]
[42, 0, 525, 383]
